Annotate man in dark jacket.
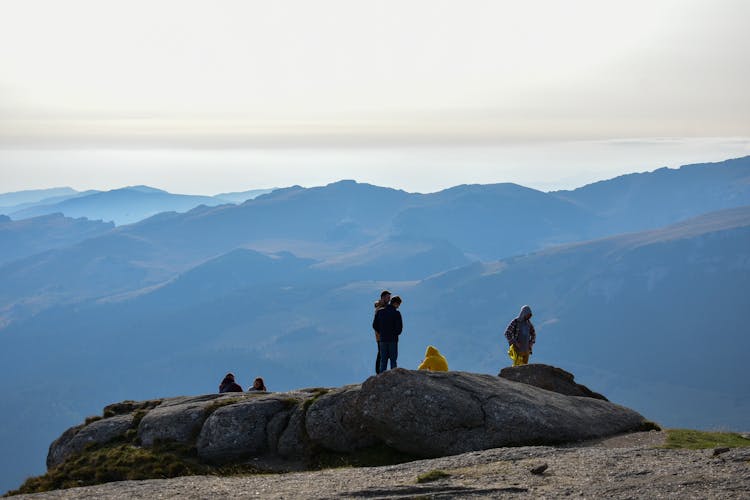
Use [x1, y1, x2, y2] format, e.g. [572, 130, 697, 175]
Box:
[372, 290, 391, 374]
[373, 296, 403, 373]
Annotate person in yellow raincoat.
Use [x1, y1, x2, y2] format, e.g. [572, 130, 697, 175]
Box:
[504, 305, 536, 366]
[418, 345, 449, 371]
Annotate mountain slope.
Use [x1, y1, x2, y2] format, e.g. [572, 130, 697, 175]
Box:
[553, 155, 750, 234]
[213, 188, 276, 203]
[0, 187, 78, 208]
[0, 213, 114, 267]
[1, 205, 747, 493]
[392, 183, 598, 259]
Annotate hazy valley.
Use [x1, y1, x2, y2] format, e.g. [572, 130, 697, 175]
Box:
[1, 156, 749, 492]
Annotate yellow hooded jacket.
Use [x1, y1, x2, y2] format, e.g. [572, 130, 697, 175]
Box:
[418, 345, 449, 371]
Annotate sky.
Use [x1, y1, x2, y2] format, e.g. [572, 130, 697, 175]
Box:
[1, 0, 749, 194]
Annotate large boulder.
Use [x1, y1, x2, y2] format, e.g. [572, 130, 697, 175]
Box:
[196, 395, 293, 462]
[499, 364, 608, 400]
[138, 394, 231, 447]
[357, 368, 649, 457]
[276, 404, 311, 459]
[305, 385, 378, 453]
[44, 367, 656, 475]
[47, 414, 134, 468]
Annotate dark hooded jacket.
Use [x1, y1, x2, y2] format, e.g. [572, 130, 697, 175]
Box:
[372, 304, 403, 342]
[504, 305, 536, 353]
[219, 376, 243, 393]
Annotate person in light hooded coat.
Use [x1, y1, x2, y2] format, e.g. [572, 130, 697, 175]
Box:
[504, 305, 536, 366]
[418, 345, 449, 371]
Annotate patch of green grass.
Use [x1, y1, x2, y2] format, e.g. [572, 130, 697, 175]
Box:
[301, 388, 330, 411]
[84, 415, 103, 425]
[102, 399, 162, 419]
[416, 469, 451, 483]
[638, 420, 661, 431]
[5, 440, 265, 496]
[663, 429, 750, 450]
[204, 397, 244, 416]
[280, 397, 301, 409]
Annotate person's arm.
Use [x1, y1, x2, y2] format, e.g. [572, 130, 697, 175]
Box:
[396, 311, 403, 335]
[372, 310, 380, 336]
[530, 323, 536, 353]
[504, 319, 517, 344]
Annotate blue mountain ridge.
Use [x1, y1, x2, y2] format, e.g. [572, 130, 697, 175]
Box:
[0, 156, 749, 492]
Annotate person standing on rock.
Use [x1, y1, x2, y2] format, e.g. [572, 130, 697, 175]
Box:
[219, 373, 243, 393]
[373, 295, 403, 373]
[372, 290, 391, 374]
[504, 305, 536, 366]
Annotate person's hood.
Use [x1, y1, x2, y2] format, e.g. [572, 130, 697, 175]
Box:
[425, 345, 441, 357]
[518, 305, 532, 321]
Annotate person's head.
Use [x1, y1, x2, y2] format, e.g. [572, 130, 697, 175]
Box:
[519, 305, 532, 321]
[390, 296, 402, 308]
[380, 290, 391, 302]
[253, 377, 266, 390]
[224, 372, 235, 381]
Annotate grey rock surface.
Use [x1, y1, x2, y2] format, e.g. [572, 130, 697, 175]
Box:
[138, 395, 228, 447]
[196, 396, 290, 462]
[42, 367, 656, 481]
[276, 404, 312, 460]
[305, 385, 377, 453]
[19, 435, 750, 499]
[47, 414, 134, 468]
[358, 369, 648, 457]
[498, 363, 608, 400]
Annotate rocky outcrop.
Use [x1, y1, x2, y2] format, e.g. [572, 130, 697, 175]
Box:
[140, 395, 227, 447]
[47, 414, 133, 469]
[46, 368, 654, 471]
[197, 396, 292, 461]
[360, 369, 642, 457]
[498, 364, 608, 400]
[305, 385, 377, 453]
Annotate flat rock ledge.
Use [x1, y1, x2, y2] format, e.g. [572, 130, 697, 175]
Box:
[16, 438, 750, 500]
[46, 367, 653, 474]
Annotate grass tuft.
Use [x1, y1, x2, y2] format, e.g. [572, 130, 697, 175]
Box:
[5, 441, 265, 496]
[203, 397, 244, 416]
[102, 400, 162, 419]
[84, 415, 103, 426]
[638, 420, 661, 431]
[301, 388, 330, 412]
[416, 469, 451, 483]
[663, 429, 750, 450]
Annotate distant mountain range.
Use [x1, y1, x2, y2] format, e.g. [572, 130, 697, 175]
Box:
[0, 187, 78, 208]
[0, 186, 276, 225]
[0, 155, 749, 492]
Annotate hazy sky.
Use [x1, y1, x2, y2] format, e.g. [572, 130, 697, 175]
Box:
[1, 0, 748, 193]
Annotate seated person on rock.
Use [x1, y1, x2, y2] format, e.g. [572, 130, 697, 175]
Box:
[219, 372, 243, 393]
[248, 376, 267, 392]
[418, 345, 449, 371]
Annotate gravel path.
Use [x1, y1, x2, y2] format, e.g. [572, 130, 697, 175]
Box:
[12, 433, 750, 499]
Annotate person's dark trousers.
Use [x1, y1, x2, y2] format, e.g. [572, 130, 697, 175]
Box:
[378, 341, 398, 373]
[375, 343, 382, 374]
